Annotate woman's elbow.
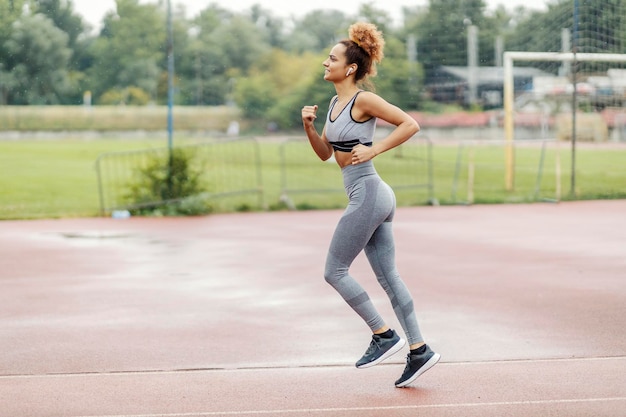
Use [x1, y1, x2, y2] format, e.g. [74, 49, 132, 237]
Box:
[317, 147, 333, 161]
[409, 118, 420, 135]
[402, 118, 420, 137]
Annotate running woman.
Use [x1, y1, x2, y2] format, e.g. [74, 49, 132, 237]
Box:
[301, 22, 440, 388]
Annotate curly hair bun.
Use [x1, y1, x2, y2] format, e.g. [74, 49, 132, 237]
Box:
[349, 22, 385, 63]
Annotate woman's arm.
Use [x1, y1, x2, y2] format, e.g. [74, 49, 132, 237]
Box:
[302, 103, 334, 161]
[350, 92, 420, 165]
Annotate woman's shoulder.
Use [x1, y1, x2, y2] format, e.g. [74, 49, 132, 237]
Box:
[355, 90, 383, 102]
[354, 90, 387, 110]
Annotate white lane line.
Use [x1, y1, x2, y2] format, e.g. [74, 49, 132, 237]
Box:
[78, 397, 626, 417]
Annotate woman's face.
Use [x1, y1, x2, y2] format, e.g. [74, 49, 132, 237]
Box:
[323, 43, 350, 82]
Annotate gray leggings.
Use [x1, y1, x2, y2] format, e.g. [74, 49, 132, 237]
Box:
[324, 161, 424, 345]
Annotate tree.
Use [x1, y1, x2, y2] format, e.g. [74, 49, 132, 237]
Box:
[86, 0, 165, 103]
[478, 5, 512, 66]
[2, 0, 618, 119]
[31, 0, 85, 51]
[376, 39, 426, 111]
[287, 10, 351, 53]
[151, 5, 192, 105]
[177, 5, 238, 105]
[505, 1, 571, 54]
[265, 54, 335, 130]
[176, 5, 270, 105]
[234, 74, 276, 119]
[0, 0, 28, 60]
[411, 0, 488, 78]
[31, 0, 95, 104]
[0, 0, 28, 103]
[356, 3, 393, 35]
[249, 4, 286, 48]
[5, 13, 74, 104]
[237, 49, 321, 123]
[581, 0, 624, 53]
[211, 15, 270, 72]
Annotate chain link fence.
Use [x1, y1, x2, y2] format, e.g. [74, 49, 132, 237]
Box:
[95, 138, 264, 216]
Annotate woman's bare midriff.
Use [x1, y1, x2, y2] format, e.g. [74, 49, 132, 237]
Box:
[334, 150, 352, 168]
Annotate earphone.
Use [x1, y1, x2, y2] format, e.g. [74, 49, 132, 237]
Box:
[346, 68, 354, 76]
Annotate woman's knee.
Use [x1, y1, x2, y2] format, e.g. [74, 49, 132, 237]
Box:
[324, 264, 347, 287]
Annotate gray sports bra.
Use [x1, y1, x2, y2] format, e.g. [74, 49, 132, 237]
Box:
[326, 91, 376, 152]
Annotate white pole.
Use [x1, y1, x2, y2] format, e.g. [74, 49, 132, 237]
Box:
[504, 53, 514, 191]
[555, 141, 562, 202]
[495, 36, 504, 67]
[468, 147, 475, 205]
[560, 28, 571, 76]
[467, 25, 479, 106]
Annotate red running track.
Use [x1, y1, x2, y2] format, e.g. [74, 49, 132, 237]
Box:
[1, 201, 625, 416]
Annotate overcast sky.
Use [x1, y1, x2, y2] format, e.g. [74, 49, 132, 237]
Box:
[73, 0, 550, 32]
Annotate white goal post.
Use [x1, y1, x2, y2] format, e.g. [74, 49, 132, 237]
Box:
[503, 51, 626, 190]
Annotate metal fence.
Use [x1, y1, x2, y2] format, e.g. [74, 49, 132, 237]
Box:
[441, 139, 562, 205]
[95, 138, 264, 215]
[93, 136, 623, 218]
[278, 137, 435, 210]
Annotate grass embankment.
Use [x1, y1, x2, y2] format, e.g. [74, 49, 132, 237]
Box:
[0, 105, 242, 132]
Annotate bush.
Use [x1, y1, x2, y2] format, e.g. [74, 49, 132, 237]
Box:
[126, 148, 212, 215]
[99, 87, 151, 105]
[233, 75, 277, 119]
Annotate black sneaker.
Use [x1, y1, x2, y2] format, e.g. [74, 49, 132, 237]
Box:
[355, 330, 405, 369]
[395, 344, 440, 388]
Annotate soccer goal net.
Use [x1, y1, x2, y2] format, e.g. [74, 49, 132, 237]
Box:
[501, 1, 626, 197]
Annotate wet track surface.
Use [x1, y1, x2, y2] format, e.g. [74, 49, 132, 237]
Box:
[1, 201, 625, 416]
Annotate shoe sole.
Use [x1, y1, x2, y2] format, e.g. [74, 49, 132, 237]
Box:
[395, 352, 441, 388]
[356, 338, 406, 369]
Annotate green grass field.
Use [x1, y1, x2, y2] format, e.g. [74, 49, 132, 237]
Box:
[1, 136, 625, 220]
